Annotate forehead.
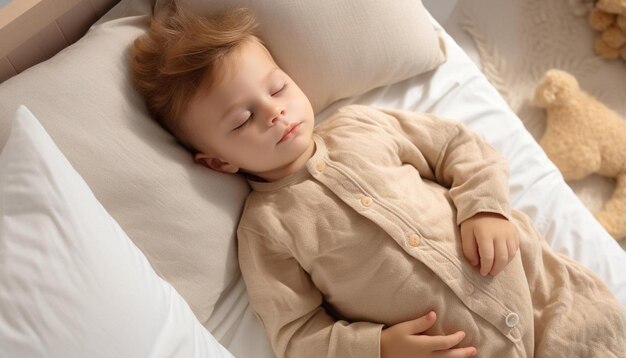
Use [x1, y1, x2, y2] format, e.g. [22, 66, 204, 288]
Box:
[194, 41, 276, 109]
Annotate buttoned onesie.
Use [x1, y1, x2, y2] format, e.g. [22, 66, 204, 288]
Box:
[237, 105, 626, 358]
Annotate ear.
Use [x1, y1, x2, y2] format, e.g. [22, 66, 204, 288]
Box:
[532, 83, 557, 108]
[194, 152, 240, 174]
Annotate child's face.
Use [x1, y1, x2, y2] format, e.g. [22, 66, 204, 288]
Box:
[183, 40, 316, 182]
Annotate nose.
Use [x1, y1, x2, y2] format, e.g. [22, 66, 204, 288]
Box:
[267, 105, 287, 126]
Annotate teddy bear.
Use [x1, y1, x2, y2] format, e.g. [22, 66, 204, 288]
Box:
[588, 0, 626, 60]
[533, 69, 626, 240]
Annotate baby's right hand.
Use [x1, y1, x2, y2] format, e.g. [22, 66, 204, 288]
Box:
[380, 311, 477, 358]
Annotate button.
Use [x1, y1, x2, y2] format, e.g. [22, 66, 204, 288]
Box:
[463, 283, 475, 295]
[315, 160, 326, 172]
[407, 234, 421, 247]
[505, 312, 519, 328]
[360, 196, 373, 207]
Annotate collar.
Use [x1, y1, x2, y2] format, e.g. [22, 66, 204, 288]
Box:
[246, 134, 327, 192]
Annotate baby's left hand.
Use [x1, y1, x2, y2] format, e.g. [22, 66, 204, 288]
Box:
[459, 212, 519, 276]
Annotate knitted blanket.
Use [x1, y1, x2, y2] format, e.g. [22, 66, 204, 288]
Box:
[457, 0, 626, 244]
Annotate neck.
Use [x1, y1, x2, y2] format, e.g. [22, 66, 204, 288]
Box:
[248, 139, 316, 182]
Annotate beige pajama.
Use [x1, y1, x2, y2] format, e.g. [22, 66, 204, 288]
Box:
[237, 105, 626, 357]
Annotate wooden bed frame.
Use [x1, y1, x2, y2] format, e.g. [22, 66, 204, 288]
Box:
[0, 0, 120, 83]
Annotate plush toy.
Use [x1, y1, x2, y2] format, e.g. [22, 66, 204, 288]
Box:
[588, 0, 626, 60]
[533, 69, 626, 240]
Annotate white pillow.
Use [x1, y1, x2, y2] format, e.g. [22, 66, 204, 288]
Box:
[0, 0, 249, 325]
[0, 106, 233, 358]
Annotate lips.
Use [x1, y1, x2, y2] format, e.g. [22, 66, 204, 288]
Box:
[278, 122, 301, 144]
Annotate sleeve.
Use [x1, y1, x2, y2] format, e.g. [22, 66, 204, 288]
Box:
[372, 106, 512, 225]
[237, 226, 384, 358]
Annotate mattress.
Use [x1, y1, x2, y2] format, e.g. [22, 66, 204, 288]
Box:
[207, 17, 626, 358]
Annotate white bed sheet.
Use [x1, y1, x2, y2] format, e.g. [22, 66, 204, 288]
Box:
[206, 19, 626, 358]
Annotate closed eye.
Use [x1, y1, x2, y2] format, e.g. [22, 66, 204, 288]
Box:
[234, 113, 253, 131]
[271, 84, 288, 96]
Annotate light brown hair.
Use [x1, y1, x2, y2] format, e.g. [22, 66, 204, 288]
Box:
[131, 5, 261, 148]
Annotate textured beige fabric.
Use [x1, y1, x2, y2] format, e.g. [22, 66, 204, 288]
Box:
[238, 105, 626, 358]
[157, 0, 446, 113]
[0, 0, 249, 324]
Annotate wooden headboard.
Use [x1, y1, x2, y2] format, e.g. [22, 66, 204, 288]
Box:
[0, 0, 120, 83]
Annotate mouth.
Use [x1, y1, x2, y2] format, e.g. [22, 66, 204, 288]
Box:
[278, 122, 302, 144]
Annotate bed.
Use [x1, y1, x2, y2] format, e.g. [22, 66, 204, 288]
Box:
[1, 0, 624, 357]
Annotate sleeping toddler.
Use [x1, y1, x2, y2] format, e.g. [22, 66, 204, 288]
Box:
[131, 6, 626, 358]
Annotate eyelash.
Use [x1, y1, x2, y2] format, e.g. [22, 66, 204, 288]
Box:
[234, 114, 252, 131]
[272, 83, 288, 96]
[233, 84, 288, 131]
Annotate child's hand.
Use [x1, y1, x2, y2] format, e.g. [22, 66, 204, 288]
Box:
[460, 212, 519, 276]
[380, 311, 477, 358]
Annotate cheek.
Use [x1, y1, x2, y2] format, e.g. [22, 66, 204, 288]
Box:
[289, 91, 312, 114]
[240, 132, 273, 154]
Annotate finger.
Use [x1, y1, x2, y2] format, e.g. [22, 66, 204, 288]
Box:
[432, 346, 477, 358]
[395, 311, 437, 335]
[512, 229, 520, 250]
[461, 228, 480, 266]
[489, 238, 509, 276]
[477, 235, 494, 276]
[506, 235, 518, 261]
[419, 331, 466, 351]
